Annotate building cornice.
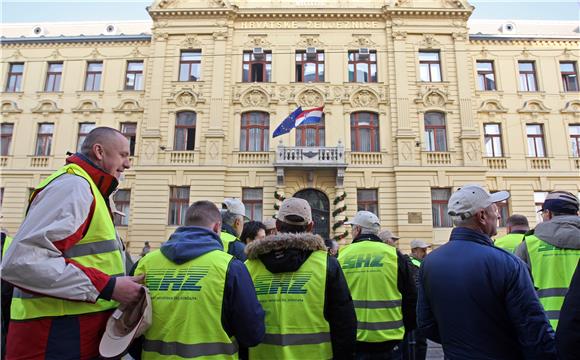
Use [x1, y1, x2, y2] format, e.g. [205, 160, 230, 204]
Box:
[469, 35, 580, 46]
[0, 34, 152, 46]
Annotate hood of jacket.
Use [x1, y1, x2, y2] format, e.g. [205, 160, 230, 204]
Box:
[533, 215, 580, 249]
[245, 232, 326, 273]
[160, 226, 224, 265]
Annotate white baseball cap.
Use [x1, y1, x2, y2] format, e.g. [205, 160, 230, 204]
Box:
[448, 185, 510, 219]
[99, 287, 152, 359]
[222, 198, 248, 219]
[276, 198, 312, 225]
[345, 211, 380, 230]
[410, 239, 431, 249]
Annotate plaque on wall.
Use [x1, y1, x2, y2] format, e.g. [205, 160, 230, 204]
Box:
[408, 212, 422, 224]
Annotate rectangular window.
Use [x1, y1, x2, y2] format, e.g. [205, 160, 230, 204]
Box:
[44, 62, 63, 92]
[526, 124, 546, 157]
[348, 50, 377, 83]
[1, 123, 14, 156]
[432, 188, 452, 227]
[561, 62, 579, 92]
[84, 62, 102, 91]
[357, 189, 378, 215]
[424, 112, 447, 152]
[125, 61, 144, 90]
[570, 124, 580, 157]
[243, 188, 263, 221]
[77, 123, 96, 152]
[419, 51, 442, 82]
[242, 51, 272, 82]
[174, 112, 196, 151]
[5, 63, 24, 92]
[350, 112, 379, 152]
[491, 191, 509, 228]
[179, 51, 201, 82]
[295, 50, 325, 82]
[534, 191, 547, 223]
[484, 123, 503, 157]
[476, 61, 496, 91]
[519, 61, 537, 91]
[296, 115, 325, 147]
[120, 122, 137, 156]
[113, 189, 131, 226]
[240, 112, 269, 152]
[168, 186, 190, 225]
[35, 123, 54, 156]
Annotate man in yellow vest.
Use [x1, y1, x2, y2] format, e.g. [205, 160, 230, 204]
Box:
[1, 127, 144, 360]
[409, 239, 430, 268]
[129, 200, 265, 359]
[340, 211, 417, 359]
[1, 231, 14, 360]
[494, 214, 529, 253]
[515, 190, 580, 329]
[245, 197, 357, 359]
[220, 198, 248, 261]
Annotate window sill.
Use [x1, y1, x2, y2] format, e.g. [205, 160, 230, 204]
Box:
[1, 91, 23, 95]
[517, 91, 546, 96]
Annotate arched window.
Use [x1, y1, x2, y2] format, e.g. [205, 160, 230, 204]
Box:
[424, 112, 447, 152]
[296, 114, 325, 147]
[350, 112, 379, 152]
[174, 111, 196, 151]
[240, 112, 269, 152]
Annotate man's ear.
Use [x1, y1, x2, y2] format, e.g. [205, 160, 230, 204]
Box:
[213, 221, 222, 234]
[306, 222, 314, 232]
[93, 143, 104, 160]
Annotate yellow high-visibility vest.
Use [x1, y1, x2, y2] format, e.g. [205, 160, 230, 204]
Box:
[527, 234, 580, 330]
[246, 250, 332, 360]
[339, 240, 404, 342]
[11, 163, 124, 320]
[136, 248, 237, 359]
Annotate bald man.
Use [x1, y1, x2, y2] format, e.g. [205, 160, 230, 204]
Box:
[2, 127, 143, 359]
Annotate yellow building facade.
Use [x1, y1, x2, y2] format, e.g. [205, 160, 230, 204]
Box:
[1, 0, 579, 253]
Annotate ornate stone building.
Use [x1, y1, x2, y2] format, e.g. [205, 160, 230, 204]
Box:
[1, 0, 579, 252]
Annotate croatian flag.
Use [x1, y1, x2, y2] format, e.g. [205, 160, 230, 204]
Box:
[272, 106, 324, 138]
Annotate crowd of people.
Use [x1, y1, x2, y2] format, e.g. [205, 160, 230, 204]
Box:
[0, 126, 579, 360]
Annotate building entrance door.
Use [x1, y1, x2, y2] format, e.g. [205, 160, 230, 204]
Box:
[294, 189, 330, 240]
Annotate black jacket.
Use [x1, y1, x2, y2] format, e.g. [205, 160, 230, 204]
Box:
[349, 233, 418, 353]
[245, 232, 357, 360]
[557, 260, 580, 360]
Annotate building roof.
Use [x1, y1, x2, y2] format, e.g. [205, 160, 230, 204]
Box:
[1, 19, 578, 43]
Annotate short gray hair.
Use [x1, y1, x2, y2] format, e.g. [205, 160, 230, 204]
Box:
[221, 209, 242, 227]
[359, 226, 379, 236]
[80, 127, 123, 157]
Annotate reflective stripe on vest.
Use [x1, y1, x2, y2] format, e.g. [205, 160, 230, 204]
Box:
[246, 250, 332, 360]
[10, 163, 124, 320]
[527, 234, 580, 330]
[494, 233, 525, 254]
[220, 232, 236, 254]
[338, 240, 404, 342]
[410, 257, 421, 268]
[136, 249, 237, 360]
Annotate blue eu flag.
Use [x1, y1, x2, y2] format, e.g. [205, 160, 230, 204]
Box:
[272, 106, 303, 138]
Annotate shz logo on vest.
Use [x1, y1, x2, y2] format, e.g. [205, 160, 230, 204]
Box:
[146, 267, 209, 291]
[341, 253, 385, 269]
[254, 273, 312, 295]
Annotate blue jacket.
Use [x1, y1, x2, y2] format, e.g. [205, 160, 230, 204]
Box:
[417, 227, 556, 360]
[222, 223, 247, 261]
[129, 226, 265, 358]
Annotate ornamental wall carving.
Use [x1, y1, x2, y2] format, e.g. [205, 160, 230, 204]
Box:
[32, 100, 63, 114]
[113, 99, 144, 113]
[296, 89, 325, 108]
[348, 35, 377, 48]
[72, 100, 104, 113]
[296, 35, 326, 48]
[1, 100, 23, 115]
[418, 34, 441, 49]
[517, 100, 551, 115]
[244, 35, 271, 48]
[477, 99, 508, 114]
[561, 100, 580, 116]
[167, 85, 205, 108]
[415, 87, 453, 108]
[233, 84, 277, 104]
[350, 89, 379, 108]
[242, 88, 270, 107]
[181, 35, 202, 49]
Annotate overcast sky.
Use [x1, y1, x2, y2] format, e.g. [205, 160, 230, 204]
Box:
[2, 1, 579, 23]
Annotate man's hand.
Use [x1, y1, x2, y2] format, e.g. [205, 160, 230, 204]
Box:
[112, 274, 145, 304]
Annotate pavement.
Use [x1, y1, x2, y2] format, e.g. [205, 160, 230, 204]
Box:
[426, 340, 445, 359]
